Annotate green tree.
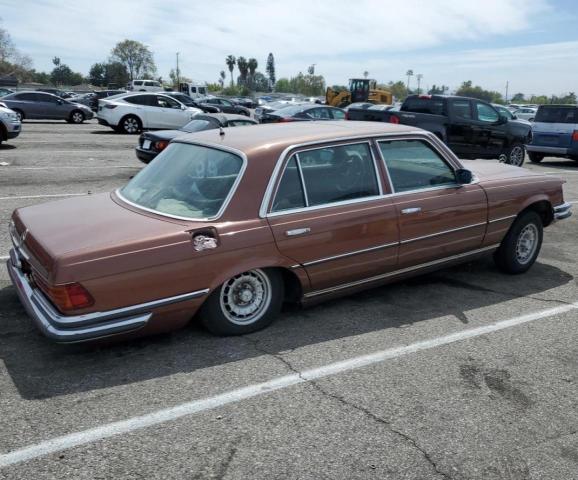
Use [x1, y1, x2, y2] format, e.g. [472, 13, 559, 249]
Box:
[89, 62, 107, 86]
[511, 92, 525, 103]
[275, 78, 290, 92]
[110, 39, 156, 81]
[219, 70, 226, 88]
[225, 55, 236, 87]
[266, 53, 275, 91]
[456, 80, 503, 103]
[105, 62, 129, 87]
[428, 84, 448, 95]
[50, 61, 84, 86]
[252, 72, 269, 92]
[236, 56, 248, 86]
[247, 58, 258, 88]
[169, 68, 191, 87]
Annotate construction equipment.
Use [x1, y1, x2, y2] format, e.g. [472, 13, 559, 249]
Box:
[325, 78, 392, 108]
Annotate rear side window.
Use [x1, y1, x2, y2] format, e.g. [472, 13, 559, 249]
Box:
[535, 106, 578, 123]
[15, 93, 38, 101]
[449, 99, 472, 120]
[379, 140, 456, 192]
[124, 95, 155, 106]
[133, 81, 143, 86]
[271, 156, 306, 212]
[402, 98, 446, 115]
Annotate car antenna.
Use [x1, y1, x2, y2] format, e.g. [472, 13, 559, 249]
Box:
[219, 126, 225, 137]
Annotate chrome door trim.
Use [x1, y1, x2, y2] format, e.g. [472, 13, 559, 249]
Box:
[302, 241, 398, 267]
[401, 207, 421, 214]
[304, 244, 500, 299]
[488, 215, 517, 224]
[286, 227, 311, 237]
[400, 222, 487, 245]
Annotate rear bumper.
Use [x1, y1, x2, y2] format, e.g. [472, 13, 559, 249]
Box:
[553, 202, 572, 221]
[135, 146, 157, 164]
[6, 250, 209, 343]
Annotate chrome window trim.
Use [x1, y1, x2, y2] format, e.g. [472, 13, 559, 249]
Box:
[304, 244, 500, 299]
[302, 241, 398, 267]
[116, 141, 248, 222]
[375, 136, 463, 195]
[259, 135, 404, 218]
[400, 222, 487, 244]
[266, 194, 385, 218]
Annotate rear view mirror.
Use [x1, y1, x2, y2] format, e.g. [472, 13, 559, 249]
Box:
[456, 168, 473, 184]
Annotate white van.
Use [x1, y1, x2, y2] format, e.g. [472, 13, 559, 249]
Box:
[179, 82, 208, 99]
[127, 80, 163, 92]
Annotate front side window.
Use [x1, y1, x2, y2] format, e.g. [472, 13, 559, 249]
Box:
[121, 143, 244, 219]
[156, 96, 181, 109]
[307, 108, 331, 119]
[134, 81, 143, 86]
[331, 109, 346, 120]
[379, 140, 456, 193]
[476, 102, 499, 123]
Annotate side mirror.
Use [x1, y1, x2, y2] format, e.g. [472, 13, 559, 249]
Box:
[57, 99, 63, 105]
[181, 105, 186, 110]
[456, 168, 473, 185]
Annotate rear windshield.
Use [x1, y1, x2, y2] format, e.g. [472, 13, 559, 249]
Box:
[534, 106, 578, 123]
[121, 143, 243, 219]
[401, 98, 446, 115]
[181, 119, 215, 132]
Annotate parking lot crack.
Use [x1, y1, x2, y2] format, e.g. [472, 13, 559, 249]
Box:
[245, 337, 452, 479]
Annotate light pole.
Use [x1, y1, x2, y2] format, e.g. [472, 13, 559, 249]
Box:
[416, 74, 423, 95]
[505, 80, 509, 103]
[176, 52, 180, 88]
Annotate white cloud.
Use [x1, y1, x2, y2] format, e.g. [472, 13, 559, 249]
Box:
[2, 0, 575, 94]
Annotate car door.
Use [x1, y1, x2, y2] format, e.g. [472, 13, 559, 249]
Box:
[155, 95, 191, 128]
[11, 93, 41, 118]
[471, 101, 507, 157]
[377, 138, 487, 267]
[445, 98, 476, 157]
[266, 141, 399, 292]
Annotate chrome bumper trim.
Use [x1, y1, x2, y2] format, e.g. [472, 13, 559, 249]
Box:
[553, 202, 572, 221]
[6, 253, 209, 343]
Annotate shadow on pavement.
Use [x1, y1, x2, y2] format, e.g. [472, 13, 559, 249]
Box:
[0, 258, 573, 400]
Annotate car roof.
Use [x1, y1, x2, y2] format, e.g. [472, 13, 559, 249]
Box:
[175, 121, 421, 158]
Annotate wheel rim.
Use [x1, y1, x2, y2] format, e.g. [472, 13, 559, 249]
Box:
[15, 112, 22, 121]
[509, 146, 524, 166]
[516, 223, 538, 264]
[124, 118, 139, 133]
[72, 112, 83, 123]
[219, 269, 272, 325]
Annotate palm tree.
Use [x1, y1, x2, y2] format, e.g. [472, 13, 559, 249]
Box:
[406, 69, 414, 92]
[237, 56, 248, 86]
[247, 58, 258, 89]
[219, 70, 226, 88]
[225, 55, 236, 87]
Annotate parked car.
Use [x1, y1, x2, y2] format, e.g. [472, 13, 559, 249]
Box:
[36, 88, 73, 99]
[526, 104, 578, 163]
[162, 92, 220, 113]
[201, 97, 251, 116]
[135, 113, 258, 163]
[96, 92, 202, 134]
[1, 91, 94, 123]
[0, 87, 14, 97]
[6, 121, 571, 343]
[492, 104, 531, 126]
[71, 90, 127, 111]
[127, 79, 163, 92]
[178, 83, 208, 99]
[254, 100, 299, 121]
[0, 103, 21, 144]
[347, 95, 532, 166]
[230, 97, 258, 109]
[344, 102, 375, 111]
[259, 104, 346, 123]
[513, 107, 537, 122]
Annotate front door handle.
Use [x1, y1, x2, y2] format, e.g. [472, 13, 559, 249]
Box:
[286, 227, 311, 237]
[401, 207, 421, 215]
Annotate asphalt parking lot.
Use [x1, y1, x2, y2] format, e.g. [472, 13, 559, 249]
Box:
[1, 121, 578, 480]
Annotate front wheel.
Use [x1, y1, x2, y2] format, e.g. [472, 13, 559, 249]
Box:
[199, 269, 284, 336]
[494, 211, 543, 274]
[503, 143, 525, 167]
[528, 152, 544, 163]
[69, 110, 85, 124]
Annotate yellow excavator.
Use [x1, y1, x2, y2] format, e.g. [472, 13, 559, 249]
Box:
[326, 78, 392, 108]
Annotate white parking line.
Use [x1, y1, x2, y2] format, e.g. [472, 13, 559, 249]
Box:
[0, 255, 8, 261]
[0, 193, 89, 201]
[1, 301, 576, 468]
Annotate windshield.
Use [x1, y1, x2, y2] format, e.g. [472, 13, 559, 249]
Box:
[168, 93, 195, 106]
[121, 143, 244, 219]
[535, 106, 578, 123]
[181, 119, 214, 132]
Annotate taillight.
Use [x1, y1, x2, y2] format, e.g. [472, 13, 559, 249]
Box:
[154, 140, 169, 151]
[389, 115, 400, 124]
[572, 130, 578, 142]
[35, 276, 94, 312]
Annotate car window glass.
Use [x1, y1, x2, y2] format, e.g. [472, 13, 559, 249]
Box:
[450, 99, 472, 119]
[331, 109, 346, 120]
[134, 81, 143, 86]
[379, 140, 457, 193]
[298, 143, 379, 206]
[41, 94, 60, 104]
[124, 95, 155, 106]
[476, 102, 499, 123]
[307, 108, 331, 119]
[228, 120, 253, 126]
[157, 96, 181, 109]
[271, 156, 306, 212]
[221, 99, 232, 106]
[17, 93, 37, 101]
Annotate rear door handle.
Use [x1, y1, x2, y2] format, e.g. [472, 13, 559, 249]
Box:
[401, 207, 421, 214]
[286, 227, 311, 237]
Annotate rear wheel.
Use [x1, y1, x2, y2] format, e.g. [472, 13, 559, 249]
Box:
[199, 269, 284, 336]
[503, 143, 525, 167]
[13, 109, 24, 121]
[119, 115, 142, 134]
[528, 152, 544, 163]
[494, 211, 543, 274]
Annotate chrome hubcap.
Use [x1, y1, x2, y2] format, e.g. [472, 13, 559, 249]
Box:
[516, 223, 538, 264]
[72, 113, 83, 123]
[124, 118, 139, 133]
[509, 146, 524, 166]
[219, 269, 271, 325]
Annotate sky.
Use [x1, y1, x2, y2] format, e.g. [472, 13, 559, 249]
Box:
[1, 0, 577, 96]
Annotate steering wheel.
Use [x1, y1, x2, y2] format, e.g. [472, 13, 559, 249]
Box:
[335, 152, 366, 193]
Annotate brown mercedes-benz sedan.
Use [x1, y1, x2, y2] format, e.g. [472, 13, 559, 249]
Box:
[7, 121, 572, 343]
